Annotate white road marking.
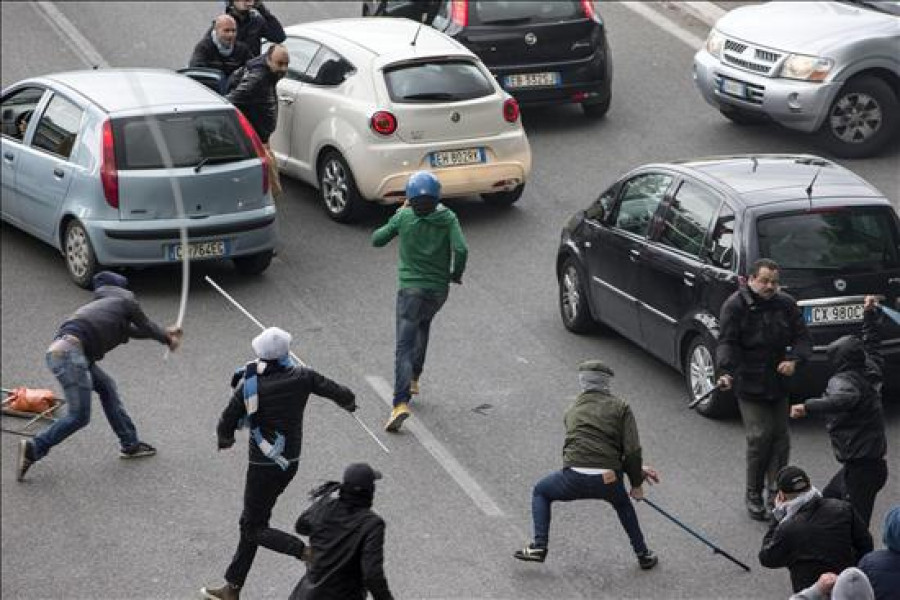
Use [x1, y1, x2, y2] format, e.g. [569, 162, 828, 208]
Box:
[619, 2, 707, 50]
[365, 375, 505, 517]
[32, 1, 110, 68]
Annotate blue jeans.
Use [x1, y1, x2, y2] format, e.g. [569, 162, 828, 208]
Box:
[32, 344, 139, 459]
[531, 468, 648, 554]
[393, 287, 448, 406]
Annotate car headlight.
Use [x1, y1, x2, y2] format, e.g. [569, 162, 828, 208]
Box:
[781, 54, 834, 82]
[705, 29, 725, 58]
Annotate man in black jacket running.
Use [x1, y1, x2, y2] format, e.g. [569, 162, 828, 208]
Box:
[16, 271, 182, 481]
[202, 327, 357, 600]
[290, 463, 393, 600]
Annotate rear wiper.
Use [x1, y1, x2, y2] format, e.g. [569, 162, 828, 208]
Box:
[402, 92, 459, 100]
[193, 157, 210, 173]
[480, 17, 532, 25]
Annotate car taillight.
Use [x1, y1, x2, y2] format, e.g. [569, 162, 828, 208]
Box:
[100, 119, 119, 209]
[580, 0, 597, 20]
[450, 0, 468, 26]
[236, 110, 270, 195]
[503, 98, 520, 123]
[370, 111, 397, 135]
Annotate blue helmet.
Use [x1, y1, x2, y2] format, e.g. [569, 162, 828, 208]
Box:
[405, 171, 441, 203]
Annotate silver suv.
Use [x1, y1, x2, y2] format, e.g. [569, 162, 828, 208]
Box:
[693, 1, 900, 158]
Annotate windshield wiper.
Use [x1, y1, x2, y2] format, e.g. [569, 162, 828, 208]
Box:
[402, 92, 459, 101]
[193, 157, 210, 173]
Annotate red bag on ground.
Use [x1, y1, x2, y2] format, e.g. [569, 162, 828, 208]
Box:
[5, 387, 56, 413]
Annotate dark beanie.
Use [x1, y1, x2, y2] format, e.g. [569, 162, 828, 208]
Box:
[92, 271, 128, 290]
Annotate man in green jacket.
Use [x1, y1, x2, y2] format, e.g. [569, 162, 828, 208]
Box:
[514, 360, 660, 569]
[372, 171, 467, 433]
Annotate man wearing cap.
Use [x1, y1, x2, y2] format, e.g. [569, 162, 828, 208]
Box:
[202, 327, 357, 600]
[290, 462, 394, 600]
[16, 271, 183, 481]
[759, 465, 873, 593]
[372, 170, 467, 433]
[513, 360, 660, 570]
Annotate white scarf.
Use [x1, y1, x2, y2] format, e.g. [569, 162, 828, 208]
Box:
[773, 487, 822, 525]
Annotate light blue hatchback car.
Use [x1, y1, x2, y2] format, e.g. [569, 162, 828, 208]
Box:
[1, 69, 278, 287]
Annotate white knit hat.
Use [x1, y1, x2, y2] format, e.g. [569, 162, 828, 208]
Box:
[252, 327, 292, 360]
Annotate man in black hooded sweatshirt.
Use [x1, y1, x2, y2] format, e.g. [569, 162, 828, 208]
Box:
[790, 295, 888, 528]
[290, 463, 394, 600]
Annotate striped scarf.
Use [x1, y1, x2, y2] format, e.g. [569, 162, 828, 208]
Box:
[238, 356, 296, 470]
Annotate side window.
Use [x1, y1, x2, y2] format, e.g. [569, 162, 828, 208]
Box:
[1, 87, 45, 141]
[283, 37, 321, 81]
[31, 94, 83, 160]
[706, 203, 736, 270]
[658, 180, 720, 257]
[586, 187, 616, 221]
[306, 47, 353, 86]
[613, 173, 673, 237]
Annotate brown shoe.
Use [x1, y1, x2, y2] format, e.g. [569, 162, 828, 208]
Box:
[201, 582, 241, 600]
[384, 403, 410, 433]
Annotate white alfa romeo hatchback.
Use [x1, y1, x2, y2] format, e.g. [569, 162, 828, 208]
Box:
[268, 17, 532, 222]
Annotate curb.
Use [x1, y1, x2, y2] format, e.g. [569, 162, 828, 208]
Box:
[667, 1, 726, 27]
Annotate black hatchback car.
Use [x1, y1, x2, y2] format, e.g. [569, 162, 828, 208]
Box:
[556, 155, 900, 417]
[362, 0, 612, 117]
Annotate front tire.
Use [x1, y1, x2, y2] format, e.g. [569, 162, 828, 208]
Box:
[233, 250, 273, 275]
[558, 257, 595, 334]
[816, 75, 899, 159]
[318, 151, 364, 223]
[684, 336, 734, 418]
[481, 184, 524, 206]
[64, 219, 98, 288]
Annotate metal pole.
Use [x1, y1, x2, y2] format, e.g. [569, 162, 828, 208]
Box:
[205, 276, 390, 454]
[688, 385, 719, 410]
[640, 497, 751, 572]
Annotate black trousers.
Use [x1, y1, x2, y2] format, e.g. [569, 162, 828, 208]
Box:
[823, 458, 888, 529]
[225, 462, 305, 587]
[737, 396, 790, 496]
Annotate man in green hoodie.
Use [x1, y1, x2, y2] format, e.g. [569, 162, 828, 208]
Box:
[514, 360, 660, 570]
[372, 171, 468, 433]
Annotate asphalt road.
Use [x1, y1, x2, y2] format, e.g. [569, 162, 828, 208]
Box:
[2, 3, 898, 599]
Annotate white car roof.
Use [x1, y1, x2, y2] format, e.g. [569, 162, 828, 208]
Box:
[285, 18, 476, 68]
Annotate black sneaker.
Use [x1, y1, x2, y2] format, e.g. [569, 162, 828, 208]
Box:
[201, 582, 241, 600]
[513, 543, 548, 563]
[17, 439, 35, 482]
[120, 441, 156, 459]
[746, 491, 768, 521]
[637, 550, 659, 570]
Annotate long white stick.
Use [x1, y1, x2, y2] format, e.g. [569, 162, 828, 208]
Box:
[204, 275, 390, 454]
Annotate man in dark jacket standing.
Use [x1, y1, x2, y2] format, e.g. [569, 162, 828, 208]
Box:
[225, 0, 285, 57]
[790, 295, 888, 528]
[513, 360, 660, 570]
[227, 44, 289, 144]
[759, 465, 873, 593]
[717, 258, 812, 520]
[17, 271, 182, 481]
[201, 327, 357, 600]
[290, 463, 394, 600]
[858, 505, 900, 600]
[190, 15, 252, 80]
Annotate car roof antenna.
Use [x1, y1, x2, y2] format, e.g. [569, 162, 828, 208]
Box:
[411, 22, 424, 46]
[805, 167, 822, 210]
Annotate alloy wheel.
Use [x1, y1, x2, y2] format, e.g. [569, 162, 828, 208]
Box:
[561, 266, 581, 325]
[321, 159, 349, 214]
[66, 225, 90, 280]
[689, 342, 716, 400]
[829, 92, 882, 144]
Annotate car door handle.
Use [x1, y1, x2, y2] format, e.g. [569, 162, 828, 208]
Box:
[683, 271, 695, 287]
[2, 152, 13, 161]
[278, 96, 294, 105]
[629, 249, 640, 262]
[53, 167, 65, 178]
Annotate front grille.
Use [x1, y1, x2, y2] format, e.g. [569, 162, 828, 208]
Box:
[721, 38, 782, 76]
[715, 74, 765, 105]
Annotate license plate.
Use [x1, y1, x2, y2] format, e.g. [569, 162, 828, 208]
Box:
[166, 240, 229, 261]
[720, 78, 747, 98]
[430, 148, 486, 168]
[805, 304, 865, 325]
[504, 72, 560, 89]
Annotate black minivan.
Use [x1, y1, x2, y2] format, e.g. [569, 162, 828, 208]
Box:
[556, 155, 900, 417]
[362, 0, 613, 117]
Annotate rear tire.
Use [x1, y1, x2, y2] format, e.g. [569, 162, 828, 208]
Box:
[582, 94, 611, 119]
[233, 250, 273, 275]
[481, 184, 524, 206]
[684, 336, 734, 419]
[318, 151, 364, 223]
[558, 257, 595, 334]
[64, 220, 98, 288]
[816, 75, 899, 159]
[719, 105, 768, 126]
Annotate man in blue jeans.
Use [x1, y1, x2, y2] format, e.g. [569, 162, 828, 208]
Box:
[16, 271, 182, 481]
[372, 171, 467, 433]
[514, 360, 660, 570]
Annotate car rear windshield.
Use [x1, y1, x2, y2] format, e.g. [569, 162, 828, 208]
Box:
[383, 60, 494, 103]
[113, 110, 253, 170]
[471, 1, 585, 25]
[757, 207, 900, 271]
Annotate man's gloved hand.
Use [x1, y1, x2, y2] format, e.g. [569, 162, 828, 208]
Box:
[218, 436, 235, 450]
[450, 273, 463, 285]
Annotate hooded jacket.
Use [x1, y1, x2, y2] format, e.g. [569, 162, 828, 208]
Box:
[372, 204, 467, 291]
[57, 286, 168, 362]
[759, 495, 873, 592]
[858, 505, 900, 600]
[226, 1, 285, 57]
[189, 31, 252, 79]
[717, 285, 812, 401]
[291, 493, 393, 600]
[803, 308, 886, 463]
[226, 54, 279, 143]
